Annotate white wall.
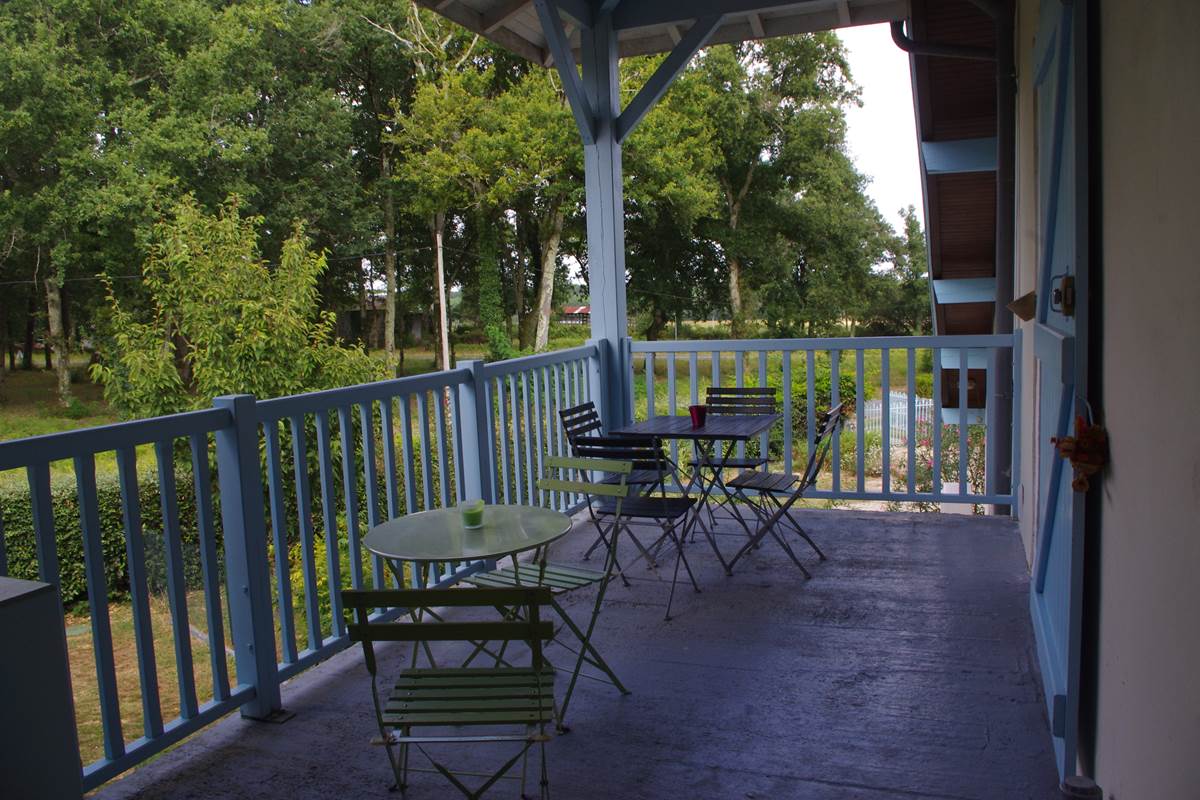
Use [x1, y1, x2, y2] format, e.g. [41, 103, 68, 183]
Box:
[1089, 2, 1200, 796]
[1014, 1, 1200, 795]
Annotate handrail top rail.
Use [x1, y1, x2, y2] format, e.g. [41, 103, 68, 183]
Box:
[630, 333, 1015, 353]
[476, 342, 598, 378]
[0, 407, 231, 471]
[254, 368, 472, 421]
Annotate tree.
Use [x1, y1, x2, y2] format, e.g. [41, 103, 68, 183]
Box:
[92, 197, 381, 418]
[857, 207, 931, 336]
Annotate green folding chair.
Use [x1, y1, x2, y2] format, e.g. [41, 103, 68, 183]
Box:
[343, 586, 555, 800]
[462, 456, 633, 729]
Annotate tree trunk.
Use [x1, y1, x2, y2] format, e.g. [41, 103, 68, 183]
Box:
[432, 212, 451, 371]
[44, 278, 72, 406]
[382, 149, 399, 376]
[22, 293, 34, 370]
[532, 202, 565, 352]
[643, 308, 669, 341]
[728, 256, 745, 337]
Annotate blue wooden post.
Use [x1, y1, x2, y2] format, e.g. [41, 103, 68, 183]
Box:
[585, 338, 608, 426]
[580, 12, 629, 430]
[212, 394, 282, 719]
[457, 360, 496, 504]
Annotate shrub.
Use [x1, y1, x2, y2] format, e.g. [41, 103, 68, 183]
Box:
[0, 470, 206, 606]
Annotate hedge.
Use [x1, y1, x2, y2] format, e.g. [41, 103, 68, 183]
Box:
[1, 470, 206, 607]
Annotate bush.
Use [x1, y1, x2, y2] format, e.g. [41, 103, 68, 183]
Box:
[0, 469, 206, 606]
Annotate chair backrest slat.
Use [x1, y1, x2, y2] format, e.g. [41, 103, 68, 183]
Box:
[797, 402, 849, 491]
[706, 386, 778, 416]
[571, 434, 670, 473]
[560, 402, 604, 443]
[348, 620, 553, 644]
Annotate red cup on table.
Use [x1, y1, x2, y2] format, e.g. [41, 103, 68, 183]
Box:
[688, 403, 707, 429]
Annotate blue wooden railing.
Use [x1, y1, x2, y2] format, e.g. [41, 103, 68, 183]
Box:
[629, 333, 1019, 506]
[0, 333, 1018, 790]
[0, 341, 602, 790]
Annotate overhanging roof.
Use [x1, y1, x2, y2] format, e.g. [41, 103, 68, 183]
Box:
[416, 0, 910, 64]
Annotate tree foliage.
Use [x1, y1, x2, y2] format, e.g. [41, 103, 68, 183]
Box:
[93, 198, 381, 417]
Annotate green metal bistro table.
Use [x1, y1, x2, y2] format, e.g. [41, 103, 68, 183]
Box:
[364, 504, 572, 568]
[364, 505, 573, 669]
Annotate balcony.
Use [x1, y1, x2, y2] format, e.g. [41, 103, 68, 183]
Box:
[0, 334, 1057, 797]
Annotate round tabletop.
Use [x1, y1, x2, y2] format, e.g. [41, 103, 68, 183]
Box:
[363, 504, 573, 563]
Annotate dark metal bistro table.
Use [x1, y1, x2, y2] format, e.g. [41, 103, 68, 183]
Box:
[614, 413, 782, 574]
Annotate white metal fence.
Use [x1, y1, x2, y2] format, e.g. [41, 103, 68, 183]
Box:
[858, 391, 934, 444]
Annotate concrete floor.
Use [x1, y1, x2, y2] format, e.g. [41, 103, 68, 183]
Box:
[94, 509, 1059, 800]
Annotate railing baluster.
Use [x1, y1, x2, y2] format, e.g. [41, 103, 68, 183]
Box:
[0, 506, 7, 575]
[758, 351, 768, 469]
[436, 390, 452, 508]
[27, 462, 60, 591]
[805, 350, 815, 458]
[315, 411, 344, 638]
[358, 402, 385, 589]
[932, 349, 944, 497]
[288, 416, 323, 650]
[541, 366, 556, 506]
[189, 433, 230, 700]
[830, 350, 841, 493]
[689, 352, 699, 466]
[959, 347, 969, 495]
[497, 377, 512, 505]
[508, 374, 523, 504]
[521, 373, 535, 505]
[734, 350, 745, 460]
[337, 407, 365, 591]
[448, 386, 465, 506]
[380, 399, 400, 520]
[74, 454, 124, 759]
[645, 352, 655, 419]
[115, 446, 164, 738]
[907, 349, 917, 496]
[666, 353, 678, 467]
[985, 349, 998, 498]
[154, 440, 199, 719]
[532, 371, 546, 505]
[264, 422, 298, 663]
[416, 392, 434, 511]
[711, 351, 721, 456]
[398, 395, 418, 521]
[855, 349, 865, 493]
[881, 350, 891, 496]
[782, 351, 793, 476]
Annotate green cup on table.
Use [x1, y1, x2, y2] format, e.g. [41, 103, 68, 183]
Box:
[460, 499, 485, 529]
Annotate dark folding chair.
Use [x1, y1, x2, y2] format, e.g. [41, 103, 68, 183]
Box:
[559, 402, 667, 492]
[342, 586, 555, 799]
[725, 403, 849, 576]
[569, 443, 700, 620]
[570, 434, 681, 572]
[687, 386, 779, 535]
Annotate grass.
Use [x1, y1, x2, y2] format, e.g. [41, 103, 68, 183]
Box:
[64, 590, 236, 768]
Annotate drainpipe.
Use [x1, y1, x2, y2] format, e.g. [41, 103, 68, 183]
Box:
[991, 2, 1016, 514]
[889, 20, 996, 61]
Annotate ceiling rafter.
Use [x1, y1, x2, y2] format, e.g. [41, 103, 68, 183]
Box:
[413, 0, 545, 63]
[482, 0, 531, 34]
[747, 12, 766, 37]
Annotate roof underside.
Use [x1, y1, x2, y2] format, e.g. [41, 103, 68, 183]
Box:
[415, 0, 910, 64]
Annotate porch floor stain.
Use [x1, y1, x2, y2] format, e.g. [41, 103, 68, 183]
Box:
[93, 509, 1059, 800]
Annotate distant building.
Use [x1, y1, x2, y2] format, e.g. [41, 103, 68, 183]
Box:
[559, 305, 590, 325]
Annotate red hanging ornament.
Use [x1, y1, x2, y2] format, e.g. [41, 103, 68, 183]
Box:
[1051, 415, 1107, 492]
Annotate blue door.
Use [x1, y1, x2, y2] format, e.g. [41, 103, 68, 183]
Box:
[1030, 0, 1089, 781]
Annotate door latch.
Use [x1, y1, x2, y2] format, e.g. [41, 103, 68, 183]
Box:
[1050, 274, 1075, 317]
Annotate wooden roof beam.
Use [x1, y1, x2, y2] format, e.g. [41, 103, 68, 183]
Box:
[482, 0, 531, 34]
[413, 0, 545, 63]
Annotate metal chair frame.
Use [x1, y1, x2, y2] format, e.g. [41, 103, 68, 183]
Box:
[343, 586, 555, 800]
[725, 403, 849, 576]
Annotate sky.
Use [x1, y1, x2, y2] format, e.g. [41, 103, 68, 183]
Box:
[837, 23, 925, 232]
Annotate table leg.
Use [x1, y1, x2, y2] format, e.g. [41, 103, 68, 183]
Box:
[386, 560, 439, 669]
